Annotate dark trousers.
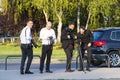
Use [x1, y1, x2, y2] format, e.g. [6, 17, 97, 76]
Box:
[20, 44, 33, 72]
[64, 45, 74, 70]
[40, 45, 53, 71]
[79, 46, 91, 69]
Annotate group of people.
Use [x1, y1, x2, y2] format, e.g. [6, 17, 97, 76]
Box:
[61, 22, 93, 72]
[20, 20, 93, 75]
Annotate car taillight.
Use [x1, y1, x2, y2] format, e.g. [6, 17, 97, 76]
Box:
[93, 41, 106, 47]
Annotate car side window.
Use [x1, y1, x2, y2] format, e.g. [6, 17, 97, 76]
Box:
[111, 32, 116, 39]
[116, 31, 120, 40]
[111, 30, 120, 41]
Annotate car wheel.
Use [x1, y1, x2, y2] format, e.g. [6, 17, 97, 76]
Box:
[91, 60, 103, 66]
[109, 51, 120, 67]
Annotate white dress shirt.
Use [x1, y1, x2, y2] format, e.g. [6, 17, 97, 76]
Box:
[20, 26, 32, 44]
[39, 27, 56, 45]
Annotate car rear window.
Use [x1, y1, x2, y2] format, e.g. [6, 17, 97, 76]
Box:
[93, 31, 104, 41]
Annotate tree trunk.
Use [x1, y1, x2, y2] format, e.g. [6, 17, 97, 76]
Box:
[43, 9, 48, 23]
[28, 8, 32, 20]
[77, 2, 80, 33]
[85, 12, 91, 29]
[56, 12, 62, 42]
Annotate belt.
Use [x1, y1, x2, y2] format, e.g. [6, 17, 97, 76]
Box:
[21, 43, 31, 45]
[68, 43, 73, 45]
[42, 45, 52, 46]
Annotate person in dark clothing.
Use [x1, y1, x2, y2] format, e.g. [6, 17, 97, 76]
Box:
[61, 22, 77, 72]
[77, 26, 93, 71]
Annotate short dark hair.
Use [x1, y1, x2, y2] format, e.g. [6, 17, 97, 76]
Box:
[26, 20, 33, 24]
[69, 22, 75, 26]
[80, 26, 85, 30]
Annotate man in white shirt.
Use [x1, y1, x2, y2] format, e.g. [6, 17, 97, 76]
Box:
[20, 20, 38, 75]
[39, 21, 56, 73]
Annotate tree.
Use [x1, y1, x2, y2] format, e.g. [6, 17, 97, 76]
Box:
[1, 0, 119, 38]
[87, 0, 118, 29]
[51, 0, 68, 42]
[1, 0, 34, 24]
[32, 0, 52, 23]
[33, 0, 76, 42]
[75, 0, 118, 29]
[52, 0, 79, 42]
[109, 0, 120, 27]
[0, 0, 45, 36]
[0, 0, 8, 15]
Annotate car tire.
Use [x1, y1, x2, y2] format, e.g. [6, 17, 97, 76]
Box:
[91, 60, 103, 66]
[109, 51, 120, 67]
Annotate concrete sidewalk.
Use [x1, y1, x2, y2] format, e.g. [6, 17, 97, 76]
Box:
[0, 59, 120, 80]
[0, 68, 120, 80]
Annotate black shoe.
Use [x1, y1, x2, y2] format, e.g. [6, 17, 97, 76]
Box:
[40, 71, 43, 74]
[20, 71, 24, 75]
[86, 68, 91, 71]
[65, 69, 74, 72]
[46, 70, 53, 73]
[78, 69, 84, 71]
[25, 71, 34, 74]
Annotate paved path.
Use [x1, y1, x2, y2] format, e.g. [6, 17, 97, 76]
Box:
[0, 68, 120, 80]
[0, 62, 120, 80]
[0, 59, 120, 80]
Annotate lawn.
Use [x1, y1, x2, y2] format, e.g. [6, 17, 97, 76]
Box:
[0, 44, 78, 59]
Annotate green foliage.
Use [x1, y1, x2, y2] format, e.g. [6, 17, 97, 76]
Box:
[32, 0, 52, 21]
[109, 0, 120, 27]
[1, 0, 120, 31]
[87, 0, 118, 28]
[1, 0, 8, 15]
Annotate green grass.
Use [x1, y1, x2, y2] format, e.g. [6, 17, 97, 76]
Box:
[0, 45, 67, 59]
[0, 42, 79, 59]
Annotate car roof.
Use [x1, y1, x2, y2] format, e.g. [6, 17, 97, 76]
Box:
[95, 27, 120, 31]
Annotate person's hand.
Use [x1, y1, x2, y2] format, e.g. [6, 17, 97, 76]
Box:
[47, 37, 50, 40]
[54, 39, 57, 44]
[88, 43, 92, 47]
[34, 44, 38, 48]
[74, 35, 77, 39]
[67, 35, 70, 39]
[33, 43, 39, 48]
[31, 39, 39, 48]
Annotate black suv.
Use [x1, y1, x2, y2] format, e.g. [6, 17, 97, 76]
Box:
[91, 27, 120, 67]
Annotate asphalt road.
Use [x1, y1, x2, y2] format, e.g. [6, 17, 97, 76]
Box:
[1, 68, 120, 80]
[0, 59, 120, 80]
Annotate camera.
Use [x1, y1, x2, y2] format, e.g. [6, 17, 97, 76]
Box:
[49, 36, 54, 45]
[49, 36, 53, 40]
[31, 39, 39, 48]
[66, 28, 74, 39]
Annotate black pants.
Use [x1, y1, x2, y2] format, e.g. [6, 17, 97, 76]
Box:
[79, 45, 91, 69]
[40, 45, 53, 71]
[64, 45, 74, 70]
[20, 44, 33, 72]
